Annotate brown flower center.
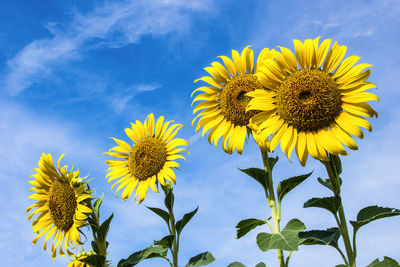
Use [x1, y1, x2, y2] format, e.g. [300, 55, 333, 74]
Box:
[48, 179, 77, 231]
[220, 74, 263, 126]
[128, 137, 167, 180]
[277, 69, 342, 132]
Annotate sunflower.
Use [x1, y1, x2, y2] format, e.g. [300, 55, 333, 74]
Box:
[27, 153, 92, 259]
[104, 113, 188, 204]
[68, 250, 96, 267]
[191, 46, 273, 154]
[247, 37, 378, 166]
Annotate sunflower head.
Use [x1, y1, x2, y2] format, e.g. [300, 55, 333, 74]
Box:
[191, 46, 274, 154]
[68, 250, 96, 267]
[247, 37, 379, 166]
[27, 153, 93, 259]
[104, 113, 188, 204]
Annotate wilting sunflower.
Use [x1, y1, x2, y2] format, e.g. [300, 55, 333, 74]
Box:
[27, 153, 92, 259]
[247, 37, 378, 165]
[191, 46, 273, 154]
[104, 113, 188, 204]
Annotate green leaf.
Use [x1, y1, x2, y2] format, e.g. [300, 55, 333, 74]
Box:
[185, 252, 215, 267]
[176, 206, 199, 236]
[238, 168, 269, 191]
[277, 172, 313, 202]
[118, 246, 168, 267]
[329, 154, 342, 175]
[268, 156, 279, 170]
[227, 262, 246, 267]
[98, 213, 114, 241]
[256, 219, 306, 252]
[367, 256, 400, 267]
[317, 177, 342, 192]
[303, 196, 341, 215]
[235, 218, 266, 239]
[147, 206, 170, 225]
[91, 240, 100, 254]
[154, 235, 175, 249]
[80, 255, 106, 267]
[93, 193, 104, 216]
[350, 206, 400, 231]
[164, 186, 175, 211]
[299, 227, 340, 247]
[255, 263, 266, 267]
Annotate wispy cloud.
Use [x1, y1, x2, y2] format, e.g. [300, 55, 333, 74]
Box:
[2, 0, 213, 95]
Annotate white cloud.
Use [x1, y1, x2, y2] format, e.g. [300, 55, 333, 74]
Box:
[2, 0, 213, 95]
[136, 83, 162, 92]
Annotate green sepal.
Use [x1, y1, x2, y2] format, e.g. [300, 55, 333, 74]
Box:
[185, 251, 215, 267]
[238, 168, 269, 192]
[80, 255, 106, 267]
[117, 246, 168, 267]
[299, 227, 340, 247]
[350, 206, 400, 231]
[235, 218, 266, 239]
[154, 235, 175, 249]
[227, 262, 246, 267]
[93, 193, 104, 216]
[98, 213, 114, 241]
[277, 171, 313, 202]
[303, 196, 341, 215]
[367, 256, 400, 267]
[255, 263, 266, 267]
[256, 219, 306, 252]
[176, 206, 199, 236]
[147, 206, 170, 225]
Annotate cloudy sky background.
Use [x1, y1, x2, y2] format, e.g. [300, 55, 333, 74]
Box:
[1, 0, 399, 266]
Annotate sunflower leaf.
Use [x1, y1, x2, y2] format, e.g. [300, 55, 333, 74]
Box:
[176, 206, 199, 236]
[118, 245, 168, 267]
[80, 255, 106, 267]
[256, 219, 306, 252]
[147, 206, 170, 225]
[164, 186, 175, 211]
[227, 262, 246, 267]
[235, 218, 266, 239]
[185, 251, 215, 267]
[93, 193, 104, 216]
[154, 235, 175, 249]
[299, 227, 340, 247]
[303, 196, 341, 215]
[238, 168, 269, 191]
[277, 172, 313, 202]
[268, 156, 279, 170]
[255, 263, 266, 267]
[91, 240, 100, 254]
[329, 154, 342, 175]
[367, 256, 400, 267]
[350, 206, 400, 231]
[97, 213, 114, 241]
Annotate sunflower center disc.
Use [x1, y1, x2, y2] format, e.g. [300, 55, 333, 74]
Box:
[128, 137, 167, 180]
[48, 179, 77, 231]
[277, 69, 342, 132]
[220, 74, 263, 126]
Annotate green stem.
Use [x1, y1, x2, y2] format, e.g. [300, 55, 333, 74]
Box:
[163, 188, 178, 267]
[261, 149, 284, 267]
[321, 159, 355, 267]
[88, 199, 107, 266]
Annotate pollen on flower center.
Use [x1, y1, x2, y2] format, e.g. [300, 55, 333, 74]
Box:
[277, 69, 342, 132]
[48, 179, 77, 231]
[128, 137, 167, 181]
[220, 74, 263, 126]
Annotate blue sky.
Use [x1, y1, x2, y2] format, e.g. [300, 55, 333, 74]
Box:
[1, 0, 399, 266]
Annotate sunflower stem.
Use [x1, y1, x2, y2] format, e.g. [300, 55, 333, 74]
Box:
[163, 187, 179, 267]
[261, 149, 285, 267]
[321, 159, 355, 267]
[87, 199, 108, 267]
